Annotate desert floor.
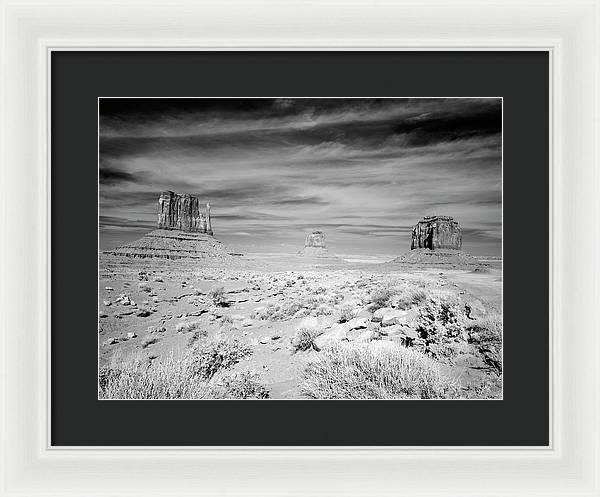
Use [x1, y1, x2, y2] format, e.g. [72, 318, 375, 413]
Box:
[98, 253, 502, 399]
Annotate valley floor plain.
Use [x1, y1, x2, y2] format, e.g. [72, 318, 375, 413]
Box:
[98, 252, 502, 400]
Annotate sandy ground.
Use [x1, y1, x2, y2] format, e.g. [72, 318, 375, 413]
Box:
[98, 252, 502, 399]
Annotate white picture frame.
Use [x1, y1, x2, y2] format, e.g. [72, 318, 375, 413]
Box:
[1, 0, 598, 495]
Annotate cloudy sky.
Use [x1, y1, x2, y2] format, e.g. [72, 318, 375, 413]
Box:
[99, 98, 502, 256]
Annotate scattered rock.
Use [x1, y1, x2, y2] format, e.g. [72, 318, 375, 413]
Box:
[126, 332, 137, 339]
[146, 325, 166, 333]
[103, 300, 111, 306]
[137, 309, 151, 317]
[115, 310, 134, 318]
[347, 317, 368, 330]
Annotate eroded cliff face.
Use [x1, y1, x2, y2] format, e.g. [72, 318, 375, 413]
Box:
[157, 191, 213, 235]
[411, 216, 462, 250]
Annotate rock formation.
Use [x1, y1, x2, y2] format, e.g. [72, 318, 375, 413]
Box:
[298, 230, 335, 258]
[390, 215, 484, 268]
[391, 248, 481, 267]
[105, 230, 236, 260]
[305, 231, 326, 249]
[104, 192, 239, 260]
[411, 215, 462, 251]
[157, 191, 213, 235]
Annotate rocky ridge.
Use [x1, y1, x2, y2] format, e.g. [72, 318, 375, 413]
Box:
[105, 229, 236, 260]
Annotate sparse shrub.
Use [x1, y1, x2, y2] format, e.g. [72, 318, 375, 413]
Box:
[300, 342, 459, 399]
[415, 297, 466, 361]
[98, 353, 207, 399]
[370, 287, 395, 309]
[138, 282, 152, 293]
[141, 336, 160, 348]
[176, 320, 203, 334]
[99, 340, 264, 400]
[395, 288, 428, 309]
[98, 366, 122, 391]
[290, 328, 321, 353]
[253, 295, 337, 321]
[338, 306, 356, 323]
[462, 374, 502, 399]
[215, 371, 270, 399]
[186, 339, 252, 380]
[187, 331, 204, 347]
[208, 286, 227, 306]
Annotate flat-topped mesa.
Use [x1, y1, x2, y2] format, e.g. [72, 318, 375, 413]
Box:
[305, 230, 326, 249]
[411, 215, 462, 251]
[157, 191, 213, 235]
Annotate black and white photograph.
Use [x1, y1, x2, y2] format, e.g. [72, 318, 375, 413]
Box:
[98, 97, 502, 400]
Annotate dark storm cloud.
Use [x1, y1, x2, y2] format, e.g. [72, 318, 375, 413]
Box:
[99, 167, 139, 185]
[99, 98, 502, 255]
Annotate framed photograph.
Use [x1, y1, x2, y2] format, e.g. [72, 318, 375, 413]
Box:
[2, 1, 599, 496]
[98, 96, 504, 403]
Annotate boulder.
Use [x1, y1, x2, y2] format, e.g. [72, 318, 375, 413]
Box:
[372, 307, 395, 322]
[381, 309, 409, 327]
[313, 323, 350, 349]
[347, 317, 368, 330]
[297, 316, 332, 331]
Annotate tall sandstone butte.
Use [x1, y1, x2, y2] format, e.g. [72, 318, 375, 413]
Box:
[411, 215, 462, 250]
[304, 230, 326, 249]
[157, 191, 213, 235]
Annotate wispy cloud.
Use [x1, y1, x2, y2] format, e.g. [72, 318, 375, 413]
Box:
[99, 98, 502, 255]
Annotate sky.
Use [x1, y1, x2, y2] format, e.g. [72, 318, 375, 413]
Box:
[99, 98, 502, 256]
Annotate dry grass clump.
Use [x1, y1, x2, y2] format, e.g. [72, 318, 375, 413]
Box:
[213, 371, 270, 399]
[176, 320, 204, 334]
[369, 287, 395, 309]
[186, 339, 252, 380]
[99, 339, 264, 399]
[253, 295, 336, 321]
[138, 282, 152, 293]
[338, 306, 356, 323]
[208, 286, 228, 306]
[300, 342, 459, 399]
[290, 328, 322, 353]
[394, 288, 428, 309]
